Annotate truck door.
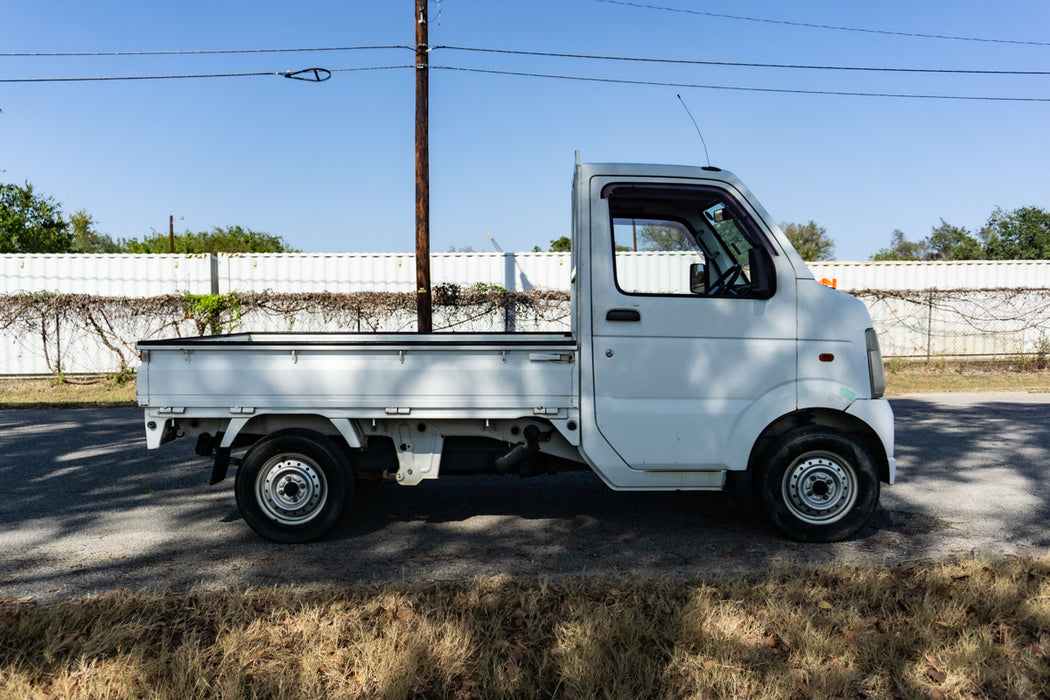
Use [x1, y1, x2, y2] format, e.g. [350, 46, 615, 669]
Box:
[587, 178, 797, 471]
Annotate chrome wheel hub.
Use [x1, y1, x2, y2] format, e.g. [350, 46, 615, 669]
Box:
[782, 451, 857, 525]
[256, 454, 327, 525]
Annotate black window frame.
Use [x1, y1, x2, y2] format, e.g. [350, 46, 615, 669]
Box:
[601, 182, 777, 299]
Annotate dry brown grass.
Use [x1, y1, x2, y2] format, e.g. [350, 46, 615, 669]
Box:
[2, 557, 1048, 699]
[0, 377, 136, 408]
[885, 359, 1050, 395]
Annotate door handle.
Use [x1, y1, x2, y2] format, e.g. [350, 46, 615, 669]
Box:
[606, 309, 641, 322]
[529, 352, 574, 363]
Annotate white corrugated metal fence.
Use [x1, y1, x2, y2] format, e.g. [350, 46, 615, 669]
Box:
[3, 254, 1050, 373]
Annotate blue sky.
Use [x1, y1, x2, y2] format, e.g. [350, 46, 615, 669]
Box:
[1, 0, 1047, 260]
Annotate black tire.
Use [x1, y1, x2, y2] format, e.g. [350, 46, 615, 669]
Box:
[755, 427, 879, 543]
[234, 429, 352, 543]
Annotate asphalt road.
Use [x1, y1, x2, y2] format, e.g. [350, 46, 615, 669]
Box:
[2, 393, 1049, 601]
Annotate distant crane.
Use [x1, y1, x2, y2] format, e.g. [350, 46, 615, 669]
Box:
[486, 232, 504, 253]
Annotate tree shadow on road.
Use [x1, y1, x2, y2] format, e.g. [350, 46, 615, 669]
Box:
[2, 396, 1047, 600]
[885, 396, 1050, 543]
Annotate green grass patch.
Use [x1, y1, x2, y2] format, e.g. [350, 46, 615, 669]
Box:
[2, 557, 1048, 699]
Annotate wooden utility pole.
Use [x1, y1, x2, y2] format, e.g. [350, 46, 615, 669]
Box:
[169, 215, 175, 254]
[415, 0, 432, 332]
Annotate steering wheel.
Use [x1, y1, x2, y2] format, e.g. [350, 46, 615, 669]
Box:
[707, 263, 742, 297]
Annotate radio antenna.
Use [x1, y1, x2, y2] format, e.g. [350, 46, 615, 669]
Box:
[676, 94, 711, 168]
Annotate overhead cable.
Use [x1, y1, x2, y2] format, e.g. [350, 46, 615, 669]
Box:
[6, 63, 1047, 101]
[595, 0, 1050, 47]
[0, 45, 413, 57]
[432, 65, 1050, 102]
[8, 42, 1044, 75]
[0, 65, 409, 83]
[435, 45, 1050, 76]
[5, 59, 1047, 102]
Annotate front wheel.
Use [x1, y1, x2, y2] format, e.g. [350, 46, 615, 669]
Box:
[235, 430, 351, 543]
[756, 428, 879, 542]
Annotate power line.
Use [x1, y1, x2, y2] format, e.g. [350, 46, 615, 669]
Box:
[6, 63, 1046, 101]
[0, 65, 409, 84]
[5, 55, 1046, 102]
[436, 45, 1050, 76]
[0, 45, 412, 57]
[2, 71, 276, 83]
[595, 0, 1050, 47]
[433, 65, 1050, 102]
[8, 41, 1044, 75]
[331, 66, 410, 74]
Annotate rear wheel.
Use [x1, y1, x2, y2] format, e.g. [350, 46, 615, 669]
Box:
[235, 430, 351, 543]
[756, 428, 879, 542]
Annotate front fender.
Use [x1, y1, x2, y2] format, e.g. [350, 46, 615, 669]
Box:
[724, 381, 798, 470]
[727, 379, 894, 483]
[796, 377, 868, 411]
[846, 398, 896, 484]
[798, 379, 895, 483]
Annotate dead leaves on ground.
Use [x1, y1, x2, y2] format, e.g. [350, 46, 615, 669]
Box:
[367, 602, 416, 624]
[2, 557, 1049, 699]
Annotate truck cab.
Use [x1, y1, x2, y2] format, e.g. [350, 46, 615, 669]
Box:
[573, 163, 894, 541]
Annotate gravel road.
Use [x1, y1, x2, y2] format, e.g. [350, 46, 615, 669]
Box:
[2, 392, 1048, 601]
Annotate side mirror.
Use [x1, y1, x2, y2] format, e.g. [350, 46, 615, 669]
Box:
[689, 263, 706, 294]
[748, 247, 775, 297]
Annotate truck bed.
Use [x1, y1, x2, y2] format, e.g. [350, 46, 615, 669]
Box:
[137, 332, 577, 419]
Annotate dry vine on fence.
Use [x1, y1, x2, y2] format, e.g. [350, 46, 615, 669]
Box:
[0, 286, 572, 376]
[850, 287, 1050, 360]
[6, 286, 1050, 376]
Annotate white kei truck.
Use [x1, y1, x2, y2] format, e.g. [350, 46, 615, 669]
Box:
[137, 162, 895, 544]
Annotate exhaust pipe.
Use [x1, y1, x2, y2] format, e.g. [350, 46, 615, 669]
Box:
[493, 425, 546, 477]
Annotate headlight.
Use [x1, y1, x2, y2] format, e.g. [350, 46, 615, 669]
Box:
[865, 328, 885, 399]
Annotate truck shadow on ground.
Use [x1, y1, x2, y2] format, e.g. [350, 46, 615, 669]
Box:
[1, 396, 1048, 599]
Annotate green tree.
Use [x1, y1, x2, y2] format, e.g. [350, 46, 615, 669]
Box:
[872, 221, 984, 261]
[0, 181, 72, 253]
[981, 206, 1050, 260]
[782, 221, 835, 261]
[548, 236, 571, 252]
[871, 230, 928, 261]
[119, 225, 299, 254]
[926, 219, 982, 260]
[70, 210, 121, 253]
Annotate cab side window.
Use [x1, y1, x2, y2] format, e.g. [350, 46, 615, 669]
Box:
[606, 184, 775, 299]
[612, 218, 703, 295]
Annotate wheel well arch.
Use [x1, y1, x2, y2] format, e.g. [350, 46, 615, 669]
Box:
[748, 408, 891, 484]
[228, 414, 363, 453]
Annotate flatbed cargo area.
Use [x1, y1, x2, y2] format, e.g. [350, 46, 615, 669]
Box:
[138, 331, 575, 348]
[138, 331, 577, 418]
